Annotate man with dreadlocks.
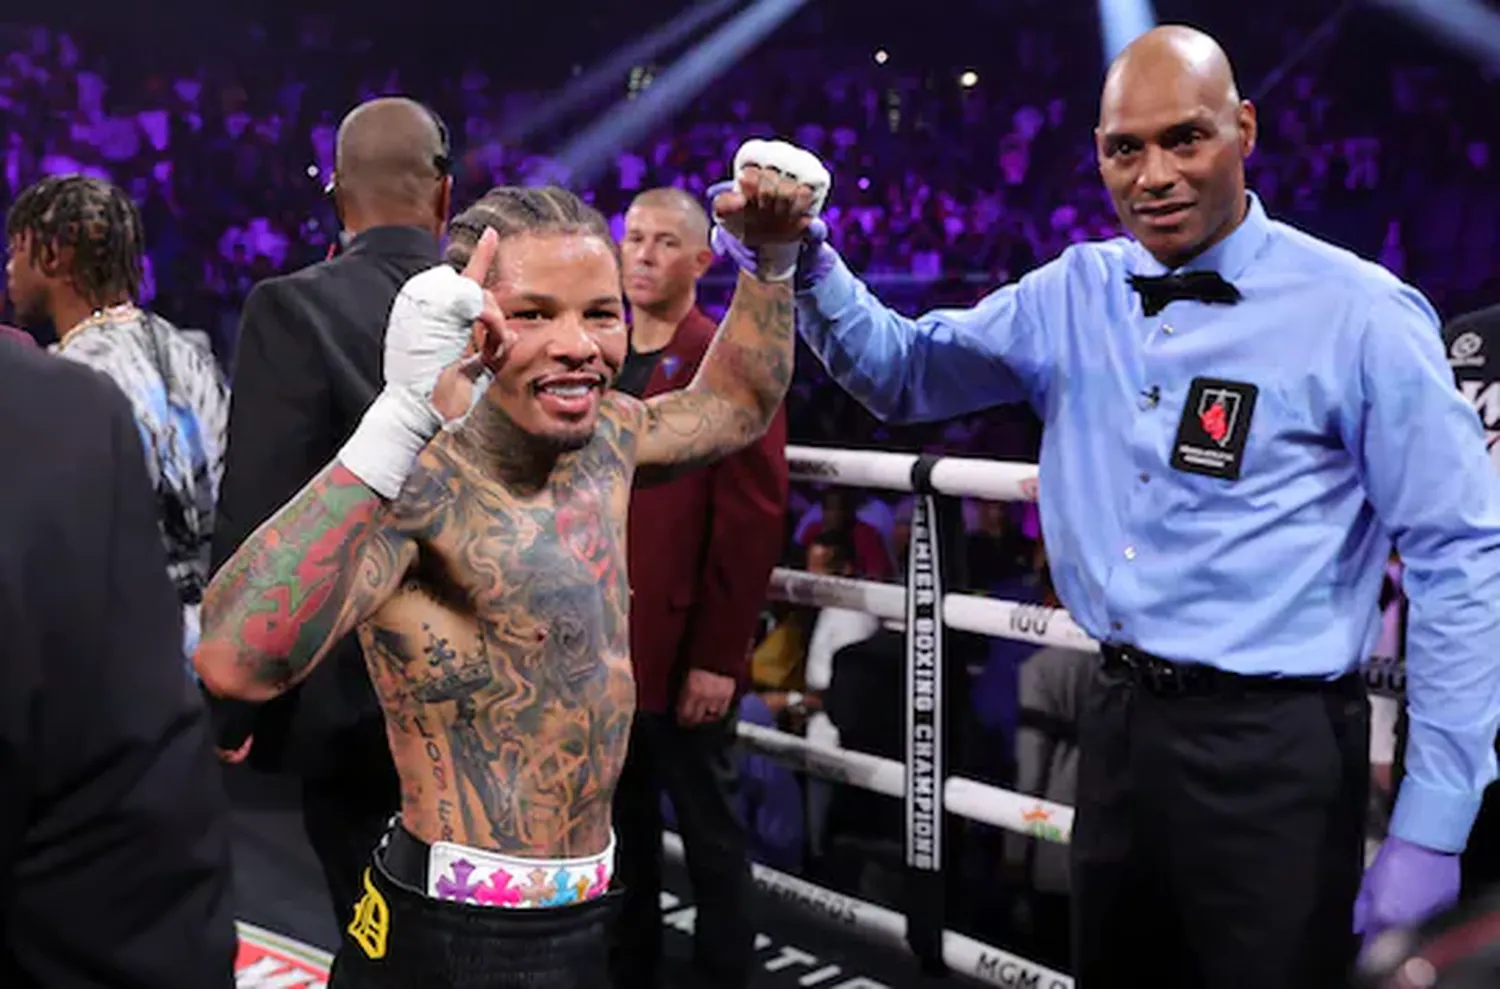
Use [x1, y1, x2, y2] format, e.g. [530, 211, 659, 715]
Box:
[5, 174, 230, 658]
[196, 139, 826, 988]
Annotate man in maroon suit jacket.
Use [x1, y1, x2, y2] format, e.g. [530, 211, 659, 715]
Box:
[609, 187, 788, 989]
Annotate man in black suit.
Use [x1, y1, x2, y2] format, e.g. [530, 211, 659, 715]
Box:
[0, 341, 237, 987]
[210, 95, 452, 925]
[1440, 301, 1500, 898]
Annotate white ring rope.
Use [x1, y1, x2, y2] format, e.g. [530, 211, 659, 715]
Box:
[662, 831, 1075, 989]
[769, 568, 1099, 652]
[738, 721, 1075, 842]
[787, 445, 1040, 501]
[766, 556, 1406, 690]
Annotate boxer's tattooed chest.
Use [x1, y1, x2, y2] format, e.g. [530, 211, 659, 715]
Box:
[362, 436, 637, 857]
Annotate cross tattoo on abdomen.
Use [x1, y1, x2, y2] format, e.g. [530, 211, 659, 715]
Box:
[414, 625, 508, 845]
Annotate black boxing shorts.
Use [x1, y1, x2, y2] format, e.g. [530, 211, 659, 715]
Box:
[327, 825, 619, 989]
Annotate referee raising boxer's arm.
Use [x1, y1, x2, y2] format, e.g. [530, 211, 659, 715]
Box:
[713, 25, 1500, 989]
[195, 230, 510, 700]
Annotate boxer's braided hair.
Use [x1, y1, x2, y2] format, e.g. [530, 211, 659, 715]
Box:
[444, 185, 620, 279]
[5, 175, 145, 307]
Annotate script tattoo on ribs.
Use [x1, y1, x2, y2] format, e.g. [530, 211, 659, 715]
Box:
[414, 624, 508, 844]
[361, 437, 636, 857]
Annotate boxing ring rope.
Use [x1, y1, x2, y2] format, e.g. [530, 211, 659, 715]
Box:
[736, 720, 1076, 840]
[769, 568, 1099, 653]
[706, 444, 1405, 986]
[785, 445, 1039, 503]
[661, 831, 1074, 989]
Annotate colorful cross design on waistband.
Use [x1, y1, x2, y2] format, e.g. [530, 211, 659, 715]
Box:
[474, 867, 522, 907]
[434, 858, 483, 902]
[435, 856, 610, 908]
[518, 867, 560, 906]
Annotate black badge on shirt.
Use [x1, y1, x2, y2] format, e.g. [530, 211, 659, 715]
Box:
[1170, 377, 1258, 480]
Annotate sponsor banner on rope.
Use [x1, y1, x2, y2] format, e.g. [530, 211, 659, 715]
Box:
[235, 922, 330, 988]
[1006, 603, 1052, 640]
[906, 494, 942, 872]
[788, 455, 841, 480]
[701, 869, 1076, 989]
[661, 890, 890, 988]
[970, 949, 1073, 989]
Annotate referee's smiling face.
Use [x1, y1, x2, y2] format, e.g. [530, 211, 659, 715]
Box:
[1095, 28, 1257, 270]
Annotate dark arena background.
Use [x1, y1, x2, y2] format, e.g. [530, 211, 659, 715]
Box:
[3, 0, 1498, 986]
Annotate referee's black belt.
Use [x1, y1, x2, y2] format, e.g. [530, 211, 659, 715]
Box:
[1101, 643, 1361, 698]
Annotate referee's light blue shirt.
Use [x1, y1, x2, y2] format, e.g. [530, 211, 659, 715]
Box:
[796, 193, 1500, 853]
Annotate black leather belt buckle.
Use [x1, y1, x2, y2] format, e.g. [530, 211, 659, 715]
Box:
[1104, 644, 1208, 697]
[1144, 659, 1196, 697]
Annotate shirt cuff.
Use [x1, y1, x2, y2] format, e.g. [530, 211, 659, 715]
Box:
[797, 253, 857, 313]
[1389, 775, 1485, 853]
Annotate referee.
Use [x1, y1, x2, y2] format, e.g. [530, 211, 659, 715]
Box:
[714, 25, 1500, 989]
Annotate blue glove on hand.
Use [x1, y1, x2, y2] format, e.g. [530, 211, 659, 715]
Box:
[1354, 835, 1461, 951]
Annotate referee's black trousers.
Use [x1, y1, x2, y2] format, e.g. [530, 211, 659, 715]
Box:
[1072, 659, 1369, 989]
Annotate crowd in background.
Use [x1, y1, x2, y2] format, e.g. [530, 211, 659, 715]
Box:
[0, 0, 1477, 968]
[4, 2, 1496, 463]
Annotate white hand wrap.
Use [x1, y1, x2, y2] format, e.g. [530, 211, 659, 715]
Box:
[726, 139, 832, 282]
[338, 265, 485, 499]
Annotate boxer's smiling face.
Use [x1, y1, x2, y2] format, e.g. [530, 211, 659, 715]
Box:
[481, 231, 626, 452]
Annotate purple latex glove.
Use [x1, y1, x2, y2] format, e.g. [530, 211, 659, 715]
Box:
[1354, 835, 1461, 950]
[707, 179, 836, 291]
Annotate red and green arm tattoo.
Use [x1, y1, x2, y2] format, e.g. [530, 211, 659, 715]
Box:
[196, 463, 416, 700]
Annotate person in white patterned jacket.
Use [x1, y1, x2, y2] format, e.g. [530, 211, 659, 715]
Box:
[5, 174, 229, 656]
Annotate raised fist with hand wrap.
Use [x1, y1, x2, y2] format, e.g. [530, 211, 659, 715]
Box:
[709, 139, 833, 284]
[337, 227, 512, 499]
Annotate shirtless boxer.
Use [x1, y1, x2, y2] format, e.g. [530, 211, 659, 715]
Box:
[195, 142, 827, 989]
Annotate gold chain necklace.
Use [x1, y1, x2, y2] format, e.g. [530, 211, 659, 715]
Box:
[55, 302, 141, 351]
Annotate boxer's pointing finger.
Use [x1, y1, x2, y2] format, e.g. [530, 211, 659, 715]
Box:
[461, 228, 499, 287]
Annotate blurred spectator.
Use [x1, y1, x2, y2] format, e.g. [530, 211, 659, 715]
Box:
[799, 489, 895, 580]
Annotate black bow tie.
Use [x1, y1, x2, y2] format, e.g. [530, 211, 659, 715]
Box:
[1127, 271, 1242, 317]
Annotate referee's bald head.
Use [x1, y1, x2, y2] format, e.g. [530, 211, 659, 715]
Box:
[333, 97, 452, 233]
[1095, 25, 1256, 268]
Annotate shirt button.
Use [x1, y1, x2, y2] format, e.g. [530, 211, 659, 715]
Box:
[1111, 621, 1123, 631]
[1162, 323, 1174, 335]
[1123, 546, 1137, 560]
[1138, 472, 1150, 483]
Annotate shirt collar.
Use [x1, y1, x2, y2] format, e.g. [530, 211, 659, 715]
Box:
[1129, 191, 1271, 283]
[342, 225, 441, 262]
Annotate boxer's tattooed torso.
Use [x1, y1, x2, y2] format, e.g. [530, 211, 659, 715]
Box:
[198, 268, 796, 858]
[357, 417, 637, 858]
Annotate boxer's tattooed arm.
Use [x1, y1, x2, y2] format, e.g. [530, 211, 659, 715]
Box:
[634, 272, 793, 478]
[195, 463, 433, 699]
